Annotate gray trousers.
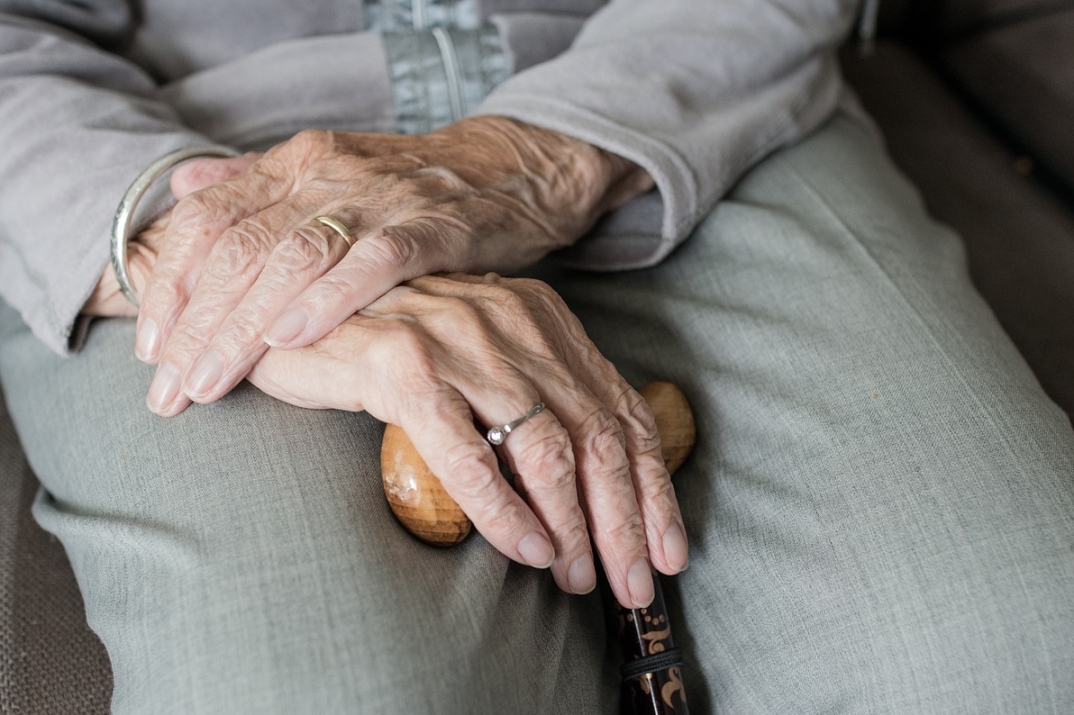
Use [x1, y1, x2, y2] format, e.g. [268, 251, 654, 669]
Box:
[2, 113, 1072, 714]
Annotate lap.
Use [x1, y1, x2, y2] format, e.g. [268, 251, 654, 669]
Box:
[544, 111, 1074, 713]
[2, 110, 1072, 714]
[0, 311, 610, 714]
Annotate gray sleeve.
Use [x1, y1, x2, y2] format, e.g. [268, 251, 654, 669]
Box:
[476, 0, 860, 270]
[0, 5, 213, 356]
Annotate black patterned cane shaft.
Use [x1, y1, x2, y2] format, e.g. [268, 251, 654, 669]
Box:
[613, 572, 689, 715]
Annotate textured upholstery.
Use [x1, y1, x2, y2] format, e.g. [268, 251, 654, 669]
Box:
[940, 9, 1074, 192]
[888, 0, 1074, 36]
[0, 390, 112, 714]
[938, 0, 1074, 32]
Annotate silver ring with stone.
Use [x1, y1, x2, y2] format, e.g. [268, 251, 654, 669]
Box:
[486, 403, 545, 445]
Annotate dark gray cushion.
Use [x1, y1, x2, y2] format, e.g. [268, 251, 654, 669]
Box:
[939, 9, 1074, 194]
[0, 390, 112, 714]
[843, 41, 1074, 417]
[930, 0, 1074, 35]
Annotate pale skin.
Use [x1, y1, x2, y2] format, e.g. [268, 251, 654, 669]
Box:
[85, 116, 687, 608]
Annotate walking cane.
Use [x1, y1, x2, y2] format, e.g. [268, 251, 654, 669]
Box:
[381, 382, 695, 714]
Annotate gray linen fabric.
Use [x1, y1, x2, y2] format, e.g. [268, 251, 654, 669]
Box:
[2, 111, 1073, 713]
[0, 0, 857, 354]
[541, 112, 1074, 713]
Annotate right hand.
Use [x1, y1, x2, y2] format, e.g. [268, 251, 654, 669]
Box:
[131, 119, 651, 417]
[247, 272, 689, 608]
[83, 213, 170, 318]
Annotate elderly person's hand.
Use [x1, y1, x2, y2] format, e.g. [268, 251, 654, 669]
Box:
[84, 152, 259, 317]
[84, 168, 685, 608]
[85, 213, 170, 318]
[133, 117, 653, 417]
[244, 272, 688, 608]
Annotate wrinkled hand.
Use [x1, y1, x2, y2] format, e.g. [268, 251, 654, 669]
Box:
[84, 152, 259, 318]
[246, 272, 688, 607]
[135, 117, 652, 417]
[84, 213, 170, 318]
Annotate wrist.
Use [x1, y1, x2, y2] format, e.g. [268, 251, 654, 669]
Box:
[443, 116, 653, 244]
[83, 214, 170, 318]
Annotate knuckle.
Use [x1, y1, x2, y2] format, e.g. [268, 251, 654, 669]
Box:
[581, 410, 628, 466]
[409, 166, 473, 196]
[500, 293, 531, 321]
[372, 321, 436, 378]
[645, 478, 679, 512]
[483, 282, 525, 308]
[618, 388, 662, 456]
[397, 175, 429, 200]
[363, 229, 416, 273]
[519, 431, 576, 490]
[379, 318, 420, 350]
[272, 229, 332, 272]
[433, 296, 483, 331]
[214, 223, 272, 276]
[597, 512, 647, 550]
[476, 283, 534, 325]
[556, 515, 591, 546]
[172, 189, 231, 231]
[478, 498, 530, 539]
[219, 311, 265, 348]
[289, 129, 335, 157]
[184, 158, 235, 186]
[394, 327, 431, 366]
[517, 279, 582, 333]
[142, 275, 187, 315]
[443, 441, 498, 496]
[308, 271, 358, 308]
[170, 192, 210, 225]
[162, 322, 209, 359]
[514, 277, 560, 305]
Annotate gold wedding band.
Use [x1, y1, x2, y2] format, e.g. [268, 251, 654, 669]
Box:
[313, 215, 356, 248]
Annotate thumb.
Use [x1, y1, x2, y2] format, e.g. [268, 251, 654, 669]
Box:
[170, 152, 261, 198]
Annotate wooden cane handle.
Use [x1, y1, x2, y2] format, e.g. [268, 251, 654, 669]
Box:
[381, 381, 695, 546]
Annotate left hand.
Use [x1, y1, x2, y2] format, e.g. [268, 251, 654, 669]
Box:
[245, 272, 688, 608]
[136, 117, 652, 417]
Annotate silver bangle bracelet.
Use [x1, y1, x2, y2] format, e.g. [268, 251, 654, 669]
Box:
[109, 145, 240, 306]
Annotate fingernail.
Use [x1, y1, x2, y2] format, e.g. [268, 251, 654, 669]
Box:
[136, 318, 160, 361]
[518, 532, 555, 569]
[567, 554, 597, 594]
[662, 522, 689, 572]
[627, 558, 654, 608]
[146, 362, 182, 414]
[186, 351, 225, 398]
[264, 307, 308, 347]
